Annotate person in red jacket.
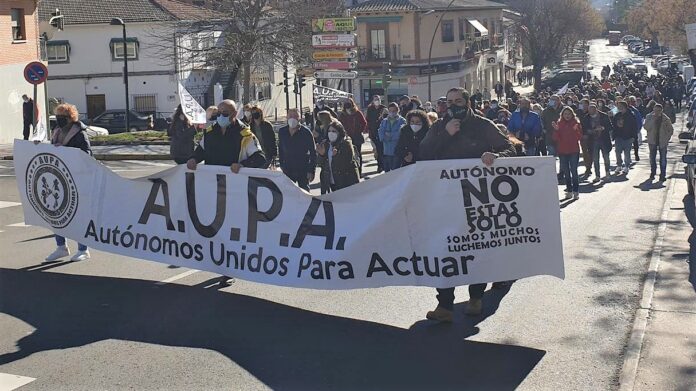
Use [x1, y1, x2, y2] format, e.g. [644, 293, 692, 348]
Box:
[338, 98, 368, 175]
[552, 107, 583, 200]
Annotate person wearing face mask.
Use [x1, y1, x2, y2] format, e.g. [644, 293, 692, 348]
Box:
[627, 96, 644, 162]
[576, 98, 595, 178]
[240, 103, 253, 125]
[338, 98, 368, 175]
[366, 95, 387, 172]
[313, 99, 337, 124]
[22, 94, 37, 140]
[316, 120, 360, 191]
[611, 101, 639, 175]
[43, 103, 92, 263]
[508, 97, 543, 156]
[485, 99, 501, 121]
[495, 109, 511, 126]
[378, 103, 407, 172]
[278, 109, 317, 191]
[398, 95, 414, 118]
[420, 87, 516, 321]
[167, 104, 198, 164]
[395, 110, 430, 167]
[581, 103, 613, 182]
[249, 106, 277, 168]
[188, 99, 266, 287]
[542, 95, 562, 158]
[423, 101, 433, 113]
[644, 104, 673, 182]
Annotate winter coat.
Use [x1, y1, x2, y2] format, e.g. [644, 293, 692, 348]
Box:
[508, 110, 543, 146]
[612, 111, 639, 140]
[552, 119, 582, 155]
[251, 120, 278, 166]
[419, 108, 516, 160]
[317, 133, 360, 191]
[278, 124, 317, 179]
[378, 115, 407, 156]
[395, 124, 428, 166]
[193, 119, 266, 168]
[366, 104, 386, 138]
[644, 112, 674, 148]
[167, 120, 197, 161]
[338, 110, 367, 145]
[581, 112, 613, 151]
[541, 106, 562, 145]
[51, 122, 92, 154]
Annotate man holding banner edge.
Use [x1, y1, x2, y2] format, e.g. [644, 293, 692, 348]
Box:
[420, 87, 517, 322]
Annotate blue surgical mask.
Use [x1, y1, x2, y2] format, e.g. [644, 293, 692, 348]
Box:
[216, 114, 230, 128]
[549, 100, 557, 108]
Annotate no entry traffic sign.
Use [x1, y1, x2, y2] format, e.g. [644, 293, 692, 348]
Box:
[24, 61, 48, 85]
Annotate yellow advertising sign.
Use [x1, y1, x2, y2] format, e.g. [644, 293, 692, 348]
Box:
[312, 18, 357, 33]
[312, 50, 357, 61]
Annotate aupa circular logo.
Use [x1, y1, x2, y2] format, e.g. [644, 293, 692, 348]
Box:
[25, 153, 79, 228]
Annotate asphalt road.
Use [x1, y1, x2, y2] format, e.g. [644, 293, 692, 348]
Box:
[0, 39, 691, 391]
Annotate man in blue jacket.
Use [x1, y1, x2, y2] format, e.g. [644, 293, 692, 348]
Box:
[507, 97, 543, 156]
[378, 103, 407, 172]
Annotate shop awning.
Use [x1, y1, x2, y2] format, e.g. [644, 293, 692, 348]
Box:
[468, 19, 489, 36]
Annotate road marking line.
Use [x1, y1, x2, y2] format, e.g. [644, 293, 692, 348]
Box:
[0, 372, 36, 390]
[155, 269, 198, 285]
[618, 161, 677, 391]
[0, 201, 20, 209]
[7, 222, 30, 228]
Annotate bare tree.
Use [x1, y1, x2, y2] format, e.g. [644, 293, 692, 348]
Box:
[148, 0, 343, 103]
[504, 0, 604, 90]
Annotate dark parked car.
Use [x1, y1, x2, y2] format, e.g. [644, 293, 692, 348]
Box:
[540, 70, 590, 90]
[90, 110, 154, 134]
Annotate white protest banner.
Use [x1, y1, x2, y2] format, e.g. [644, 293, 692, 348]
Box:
[178, 82, 206, 124]
[313, 84, 353, 104]
[14, 140, 564, 289]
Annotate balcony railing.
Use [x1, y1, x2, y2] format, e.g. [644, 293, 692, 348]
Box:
[358, 44, 402, 62]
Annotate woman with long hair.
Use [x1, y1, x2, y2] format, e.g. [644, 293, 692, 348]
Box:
[395, 110, 430, 166]
[168, 104, 197, 164]
[338, 98, 368, 175]
[317, 120, 360, 191]
[249, 105, 277, 168]
[552, 107, 583, 200]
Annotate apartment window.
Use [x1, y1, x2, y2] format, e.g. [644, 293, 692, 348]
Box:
[47, 41, 70, 63]
[110, 38, 139, 60]
[11, 8, 26, 41]
[441, 20, 454, 43]
[370, 29, 386, 59]
[132, 94, 157, 115]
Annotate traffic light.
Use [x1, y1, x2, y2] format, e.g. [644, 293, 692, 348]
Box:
[298, 75, 306, 89]
[293, 76, 299, 95]
[382, 62, 392, 88]
[283, 70, 289, 94]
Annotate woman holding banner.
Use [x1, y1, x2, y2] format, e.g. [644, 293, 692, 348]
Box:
[168, 105, 197, 165]
[44, 103, 92, 262]
[317, 120, 359, 192]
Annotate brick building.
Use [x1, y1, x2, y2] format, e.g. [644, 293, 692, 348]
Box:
[0, 0, 45, 144]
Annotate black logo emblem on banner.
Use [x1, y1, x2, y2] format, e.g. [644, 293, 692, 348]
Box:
[25, 153, 78, 228]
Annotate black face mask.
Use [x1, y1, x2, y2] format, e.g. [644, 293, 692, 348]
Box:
[252, 112, 261, 120]
[56, 115, 69, 127]
[447, 104, 468, 120]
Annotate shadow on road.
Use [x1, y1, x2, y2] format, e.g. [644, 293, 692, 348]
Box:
[682, 195, 696, 293]
[0, 268, 544, 390]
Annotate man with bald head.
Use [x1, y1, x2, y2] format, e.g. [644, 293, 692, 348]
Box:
[188, 99, 266, 286]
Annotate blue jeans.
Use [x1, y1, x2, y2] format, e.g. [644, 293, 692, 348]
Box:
[547, 144, 557, 157]
[383, 155, 400, 172]
[648, 144, 667, 177]
[559, 153, 580, 192]
[55, 235, 87, 251]
[592, 142, 611, 177]
[615, 138, 634, 169]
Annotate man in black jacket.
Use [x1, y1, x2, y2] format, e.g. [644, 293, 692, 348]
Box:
[420, 87, 516, 322]
[366, 96, 387, 172]
[22, 95, 35, 140]
[278, 109, 317, 191]
[187, 99, 266, 286]
[582, 103, 613, 182]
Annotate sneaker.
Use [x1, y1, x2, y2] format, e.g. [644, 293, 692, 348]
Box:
[573, 192, 580, 200]
[218, 276, 234, 287]
[70, 250, 90, 262]
[564, 191, 573, 200]
[613, 168, 623, 176]
[592, 176, 601, 184]
[466, 298, 483, 316]
[45, 246, 70, 262]
[426, 306, 453, 322]
[622, 167, 629, 175]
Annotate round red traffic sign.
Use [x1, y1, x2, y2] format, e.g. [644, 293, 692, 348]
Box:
[24, 61, 48, 85]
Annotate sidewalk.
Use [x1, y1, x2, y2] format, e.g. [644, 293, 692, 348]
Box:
[1, 141, 376, 161]
[631, 174, 696, 391]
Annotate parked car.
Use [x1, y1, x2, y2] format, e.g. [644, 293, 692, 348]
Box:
[540, 70, 589, 90]
[620, 58, 633, 65]
[638, 46, 664, 56]
[90, 110, 154, 134]
[621, 35, 636, 44]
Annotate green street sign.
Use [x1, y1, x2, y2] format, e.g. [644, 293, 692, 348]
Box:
[312, 17, 357, 33]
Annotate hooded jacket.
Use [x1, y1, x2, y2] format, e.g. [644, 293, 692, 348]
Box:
[644, 112, 674, 148]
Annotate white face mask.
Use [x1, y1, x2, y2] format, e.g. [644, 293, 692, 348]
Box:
[179, 114, 187, 121]
[411, 124, 422, 132]
[244, 111, 251, 119]
[287, 118, 299, 128]
[328, 131, 338, 142]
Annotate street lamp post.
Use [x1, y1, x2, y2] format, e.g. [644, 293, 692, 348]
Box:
[111, 18, 130, 132]
[426, 0, 457, 102]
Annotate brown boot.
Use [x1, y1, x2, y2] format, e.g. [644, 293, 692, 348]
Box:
[426, 306, 453, 322]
